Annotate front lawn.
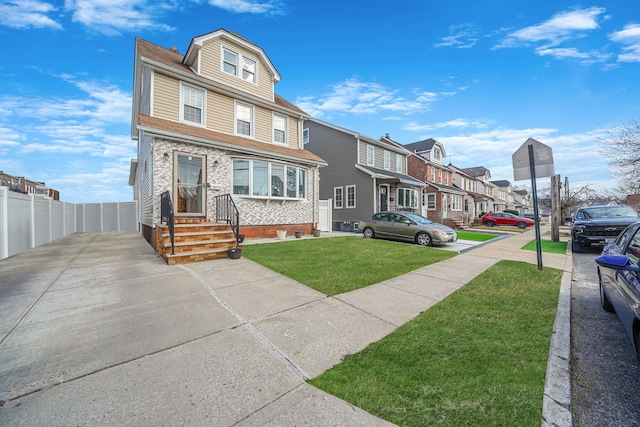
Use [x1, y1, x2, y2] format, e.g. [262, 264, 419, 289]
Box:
[310, 260, 562, 426]
[455, 231, 499, 242]
[521, 239, 568, 254]
[242, 237, 456, 295]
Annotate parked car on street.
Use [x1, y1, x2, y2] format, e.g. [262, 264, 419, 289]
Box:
[481, 212, 534, 229]
[595, 221, 640, 360]
[568, 205, 640, 253]
[359, 211, 457, 247]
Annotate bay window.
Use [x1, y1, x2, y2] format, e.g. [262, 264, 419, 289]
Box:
[233, 159, 307, 199]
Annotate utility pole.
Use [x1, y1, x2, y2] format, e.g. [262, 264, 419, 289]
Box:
[550, 174, 560, 242]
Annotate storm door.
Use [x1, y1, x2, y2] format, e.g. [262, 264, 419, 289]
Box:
[174, 153, 206, 216]
[379, 185, 389, 212]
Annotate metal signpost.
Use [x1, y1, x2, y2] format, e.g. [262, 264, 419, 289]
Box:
[512, 138, 555, 270]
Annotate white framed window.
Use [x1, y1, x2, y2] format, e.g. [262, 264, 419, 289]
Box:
[398, 188, 417, 208]
[383, 151, 390, 170]
[366, 145, 374, 166]
[396, 154, 402, 172]
[425, 193, 436, 210]
[430, 167, 435, 182]
[438, 169, 442, 183]
[334, 187, 343, 209]
[180, 83, 205, 126]
[444, 173, 448, 185]
[346, 185, 356, 208]
[232, 159, 306, 199]
[235, 101, 254, 137]
[242, 56, 256, 83]
[273, 113, 287, 144]
[303, 128, 309, 144]
[222, 47, 257, 84]
[451, 195, 462, 211]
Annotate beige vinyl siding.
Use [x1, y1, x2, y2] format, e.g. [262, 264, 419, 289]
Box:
[206, 91, 234, 134]
[153, 72, 180, 121]
[254, 105, 271, 142]
[199, 39, 274, 102]
[288, 117, 299, 149]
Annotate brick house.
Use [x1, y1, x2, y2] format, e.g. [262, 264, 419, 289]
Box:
[403, 138, 466, 228]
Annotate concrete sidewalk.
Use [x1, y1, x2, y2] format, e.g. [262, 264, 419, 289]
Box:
[0, 227, 571, 426]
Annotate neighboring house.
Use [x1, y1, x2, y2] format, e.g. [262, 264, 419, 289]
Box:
[491, 180, 515, 211]
[448, 164, 490, 220]
[458, 166, 500, 214]
[403, 138, 466, 228]
[0, 171, 59, 200]
[303, 120, 423, 231]
[129, 29, 326, 261]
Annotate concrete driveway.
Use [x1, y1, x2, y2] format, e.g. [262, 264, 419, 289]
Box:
[0, 229, 569, 426]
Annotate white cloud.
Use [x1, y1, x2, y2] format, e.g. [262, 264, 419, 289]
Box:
[0, 76, 133, 160]
[207, 0, 285, 15]
[435, 23, 479, 49]
[609, 23, 640, 63]
[428, 126, 612, 188]
[404, 118, 492, 132]
[0, 0, 62, 29]
[493, 7, 613, 63]
[296, 78, 451, 118]
[497, 7, 605, 48]
[64, 0, 174, 35]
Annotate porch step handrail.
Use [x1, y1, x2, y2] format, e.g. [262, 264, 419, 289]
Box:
[214, 194, 240, 245]
[160, 190, 175, 255]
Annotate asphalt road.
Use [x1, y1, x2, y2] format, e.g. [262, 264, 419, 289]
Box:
[571, 247, 640, 426]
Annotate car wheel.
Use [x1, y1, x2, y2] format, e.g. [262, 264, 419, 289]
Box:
[517, 221, 527, 229]
[416, 232, 433, 246]
[599, 273, 615, 313]
[363, 227, 375, 239]
[485, 220, 495, 227]
[571, 240, 585, 253]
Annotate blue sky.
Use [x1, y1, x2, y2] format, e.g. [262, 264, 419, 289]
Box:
[1, 1, 638, 203]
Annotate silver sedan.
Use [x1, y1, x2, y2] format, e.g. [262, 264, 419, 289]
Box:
[359, 211, 457, 247]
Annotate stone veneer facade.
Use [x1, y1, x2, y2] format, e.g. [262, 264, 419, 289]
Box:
[151, 138, 319, 238]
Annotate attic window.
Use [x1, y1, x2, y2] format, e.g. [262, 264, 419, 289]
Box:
[222, 46, 256, 84]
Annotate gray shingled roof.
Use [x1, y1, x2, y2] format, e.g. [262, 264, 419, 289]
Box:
[403, 138, 437, 153]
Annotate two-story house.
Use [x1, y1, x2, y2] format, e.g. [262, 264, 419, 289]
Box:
[403, 138, 466, 228]
[448, 164, 491, 220]
[129, 29, 326, 262]
[303, 120, 423, 231]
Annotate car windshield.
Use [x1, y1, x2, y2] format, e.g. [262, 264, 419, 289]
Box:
[402, 212, 433, 224]
[580, 206, 639, 219]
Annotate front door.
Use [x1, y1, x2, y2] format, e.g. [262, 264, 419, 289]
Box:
[175, 153, 206, 216]
[380, 185, 389, 211]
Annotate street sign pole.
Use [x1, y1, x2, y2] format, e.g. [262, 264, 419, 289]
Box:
[528, 144, 543, 270]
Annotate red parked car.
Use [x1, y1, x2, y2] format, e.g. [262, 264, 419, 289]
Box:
[481, 212, 534, 229]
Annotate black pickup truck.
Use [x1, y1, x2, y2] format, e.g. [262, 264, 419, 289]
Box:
[568, 205, 640, 252]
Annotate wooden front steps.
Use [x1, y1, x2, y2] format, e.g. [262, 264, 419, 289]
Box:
[156, 218, 240, 264]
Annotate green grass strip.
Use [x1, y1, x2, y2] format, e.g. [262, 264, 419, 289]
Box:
[455, 231, 498, 242]
[521, 239, 568, 254]
[309, 260, 562, 426]
[242, 237, 456, 295]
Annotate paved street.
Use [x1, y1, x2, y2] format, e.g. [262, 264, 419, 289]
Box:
[571, 248, 640, 426]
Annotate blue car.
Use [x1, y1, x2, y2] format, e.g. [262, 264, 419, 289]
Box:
[595, 221, 640, 360]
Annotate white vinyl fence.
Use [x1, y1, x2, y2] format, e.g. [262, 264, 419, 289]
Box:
[0, 186, 138, 260]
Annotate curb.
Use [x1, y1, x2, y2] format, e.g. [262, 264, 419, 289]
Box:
[541, 243, 573, 427]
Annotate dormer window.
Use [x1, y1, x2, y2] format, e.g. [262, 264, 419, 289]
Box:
[222, 47, 256, 84]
